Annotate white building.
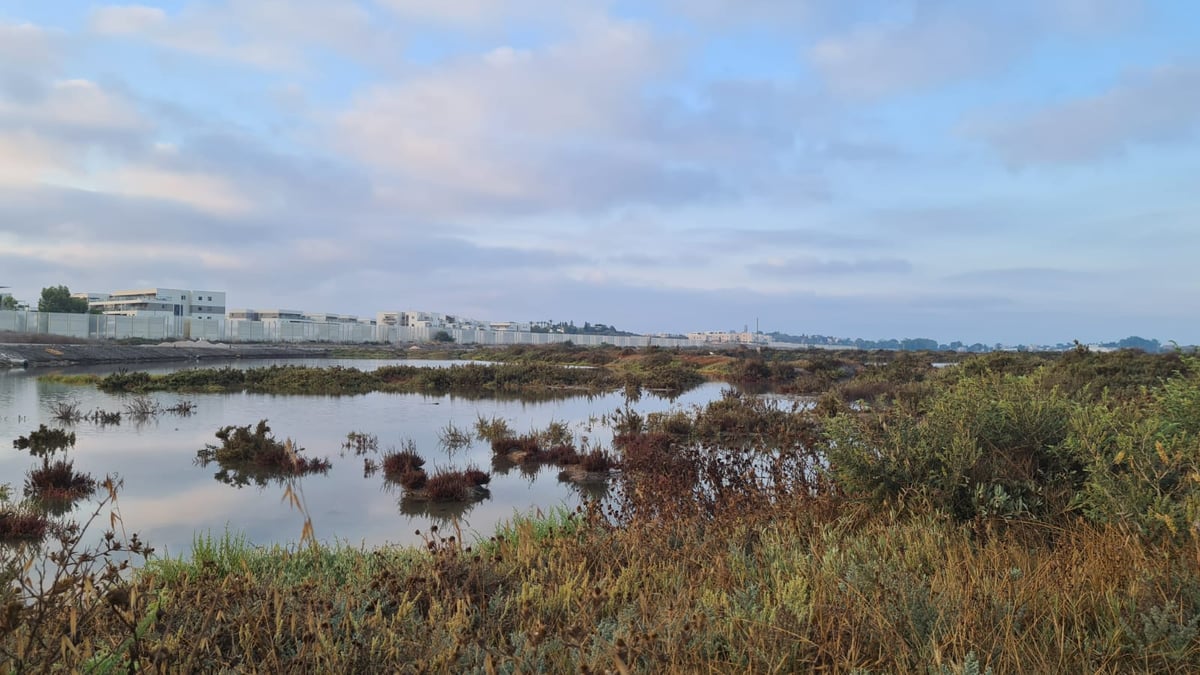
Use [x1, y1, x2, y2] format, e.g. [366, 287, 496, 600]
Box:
[228, 309, 305, 322]
[71, 292, 111, 304]
[303, 312, 360, 324]
[89, 288, 226, 321]
[685, 330, 770, 345]
[376, 310, 488, 330]
[489, 321, 531, 332]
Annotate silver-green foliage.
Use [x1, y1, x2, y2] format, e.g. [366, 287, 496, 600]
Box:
[824, 373, 1077, 521]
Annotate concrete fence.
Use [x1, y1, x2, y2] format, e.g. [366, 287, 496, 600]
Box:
[1, 309, 792, 349]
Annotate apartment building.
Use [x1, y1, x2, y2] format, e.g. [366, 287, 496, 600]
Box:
[376, 310, 486, 329]
[88, 288, 226, 320]
[228, 309, 304, 322]
[685, 330, 770, 345]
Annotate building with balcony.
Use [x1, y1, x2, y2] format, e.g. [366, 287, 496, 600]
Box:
[228, 309, 305, 322]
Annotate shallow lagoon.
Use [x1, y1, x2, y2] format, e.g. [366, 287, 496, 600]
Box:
[1, 358, 727, 555]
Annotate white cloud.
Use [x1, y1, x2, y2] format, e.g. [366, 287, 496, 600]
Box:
[88, 1, 392, 69]
[751, 256, 913, 277]
[810, 9, 1025, 99]
[0, 21, 56, 64]
[102, 166, 253, 215]
[0, 133, 66, 186]
[89, 5, 167, 34]
[968, 64, 1200, 166]
[0, 77, 147, 187]
[374, 0, 602, 29]
[374, 0, 510, 25]
[8, 79, 145, 132]
[334, 18, 686, 214]
[0, 234, 246, 271]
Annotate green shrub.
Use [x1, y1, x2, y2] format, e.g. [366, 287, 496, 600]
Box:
[825, 373, 1079, 521]
[1066, 359, 1200, 541]
[196, 421, 331, 488]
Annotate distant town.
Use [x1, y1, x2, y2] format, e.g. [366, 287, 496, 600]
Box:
[0, 284, 1177, 352]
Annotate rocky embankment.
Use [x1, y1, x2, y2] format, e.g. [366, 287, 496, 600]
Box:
[0, 341, 330, 368]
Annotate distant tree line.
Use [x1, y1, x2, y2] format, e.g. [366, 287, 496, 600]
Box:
[530, 321, 635, 337]
[767, 332, 1169, 353]
[0, 286, 93, 313]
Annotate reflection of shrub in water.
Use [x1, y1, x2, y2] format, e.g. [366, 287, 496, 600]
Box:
[50, 400, 83, 423]
[124, 396, 160, 421]
[25, 458, 96, 507]
[398, 494, 482, 522]
[12, 425, 76, 457]
[88, 409, 122, 426]
[165, 400, 197, 416]
[558, 449, 616, 486]
[342, 431, 379, 456]
[196, 420, 331, 488]
[0, 508, 49, 543]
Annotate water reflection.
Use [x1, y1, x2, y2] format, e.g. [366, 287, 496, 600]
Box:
[398, 493, 488, 523]
[0, 358, 730, 554]
[559, 474, 611, 501]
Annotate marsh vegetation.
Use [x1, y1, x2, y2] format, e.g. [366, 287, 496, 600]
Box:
[4, 346, 1199, 671]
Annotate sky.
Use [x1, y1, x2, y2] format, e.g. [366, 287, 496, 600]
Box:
[0, 0, 1197, 345]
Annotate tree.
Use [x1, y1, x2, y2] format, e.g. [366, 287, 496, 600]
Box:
[1115, 336, 1161, 353]
[430, 330, 455, 344]
[0, 294, 17, 310]
[37, 286, 89, 314]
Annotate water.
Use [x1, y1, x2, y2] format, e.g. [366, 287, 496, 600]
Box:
[0, 358, 728, 556]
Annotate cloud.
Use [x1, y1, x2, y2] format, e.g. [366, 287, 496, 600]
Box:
[944, 266, 1099, 286]
[333, 18, 730, 215]
[817, 139, 907, 162]
[99, 166, 252, 215]
[0, 235, 246, 272]
[0, 76, 149, 188]
[686, 226, 883, 253]
[968, 63, 1200, 166]
[89, 5, 167, 34]
[88, 1, 392, 69]
[0, 133, 67, 186]
[375, 0, 560, 26]
[864, 204, 1016, 237]
[749, 256, 913, 277]
[334, 21, 838, 217]
[0, 78, 145, 134]
[0, 21, 64, 103]
[0, 20, 59, 70]
[809, 6, 1028, 99]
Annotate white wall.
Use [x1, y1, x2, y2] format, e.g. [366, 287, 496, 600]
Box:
[0, 309, 814, 349]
